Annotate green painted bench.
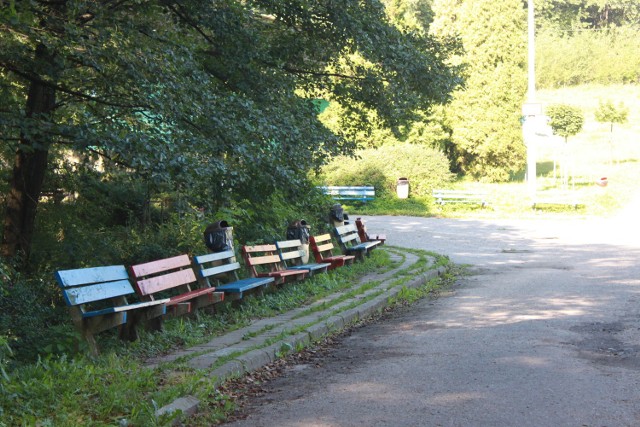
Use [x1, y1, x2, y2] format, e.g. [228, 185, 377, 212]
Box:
[192, 250, 274, 300]
[433, 189, 488, 207]
[275, 239, 331, 276]
[55, 265, 169, 355]
[532, 192, 582, 210]
[334, 223, 381, 261]
[130, 254, 224, 317]
[321, 186, 375, 202]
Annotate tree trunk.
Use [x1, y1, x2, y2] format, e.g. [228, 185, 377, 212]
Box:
[1, 44, 57, 260]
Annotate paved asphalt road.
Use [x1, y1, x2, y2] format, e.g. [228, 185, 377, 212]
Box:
[225, 204, 640, 426]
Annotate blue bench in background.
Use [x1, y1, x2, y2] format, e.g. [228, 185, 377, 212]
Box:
[320, 186, 375, 202]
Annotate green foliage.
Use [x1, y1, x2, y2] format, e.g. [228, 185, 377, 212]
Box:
[431, 0, 527, 182]
[536, 27, 640, 88]
[594, 99, 629, 132]
[536, 0, 640, 30]
[546, 103, 585, 142]
[320, 143, 454, 197]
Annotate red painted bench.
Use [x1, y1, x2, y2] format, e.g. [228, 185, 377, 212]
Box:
[130, 254, 224, 316]
[309, 233, 355, 270]
[355, 217, 386, 245]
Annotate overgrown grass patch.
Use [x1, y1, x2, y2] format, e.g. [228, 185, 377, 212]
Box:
[0, 249, 409, 426]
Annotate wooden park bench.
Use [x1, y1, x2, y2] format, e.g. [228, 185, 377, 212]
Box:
[130, 254, 224, 317]
[275, 239, 331, 276]
[355, 217, 386, 245]
[320, 185, 375, 202]
[333, 223, 381, 261]
[241, 244, 308, 285]
[192, 250, 274, 301]
[55, 265, 169, 355]
[309, 233, 356, 270]
[432, 189, 488, 207]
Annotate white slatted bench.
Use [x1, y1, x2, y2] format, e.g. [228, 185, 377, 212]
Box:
[433, 189, 488, 207]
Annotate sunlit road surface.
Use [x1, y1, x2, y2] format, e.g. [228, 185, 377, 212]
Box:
[226, 198, 640, 427]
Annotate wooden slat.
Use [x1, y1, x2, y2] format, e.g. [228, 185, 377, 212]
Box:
[135, 268, 196, 296]
[62, 279, 135, 306]
[243, 244, 277, 253]
[275, 239, 302, 249]
[199, 262, 241, 279]
[82, 298, 169, 318]
[193, 250, 235, 264]
[130, 254, 191, 277]
[56, 265, 129, 288]
[245, 253, 281, 266]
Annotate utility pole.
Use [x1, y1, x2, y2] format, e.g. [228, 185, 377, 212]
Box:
[523, 0, 539, 200]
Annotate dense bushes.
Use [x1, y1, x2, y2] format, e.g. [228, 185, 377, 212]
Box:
[537, 27, 640, 88]
[319, 143, 454, 197]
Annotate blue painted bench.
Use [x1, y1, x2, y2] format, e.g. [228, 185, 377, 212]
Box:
[309, 233, 356, 270]
[275, 239, 331, 276]
[193, 250, 274, 300]
[241, 244, 308, 285]
[334, 223, 381, 261]
[55, 265, 169, 355]
[130, 254, 224, 316]
[320, 186, 375, 202]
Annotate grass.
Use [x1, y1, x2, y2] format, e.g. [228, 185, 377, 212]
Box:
[0, 248, 451, 426]
[352, 84, 640, 220]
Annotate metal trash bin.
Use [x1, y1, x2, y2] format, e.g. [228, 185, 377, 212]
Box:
[329, 204, 348, 228]
[286, 220, 311, 263]
[203, 220, 234, 253]
[397, 177, 409, 199]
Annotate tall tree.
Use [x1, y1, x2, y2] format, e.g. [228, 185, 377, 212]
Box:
[0, 0, 460, 260]
[431, 0, 527, 181]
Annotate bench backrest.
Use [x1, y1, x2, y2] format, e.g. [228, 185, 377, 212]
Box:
[334, 223, 363, 248]
[130, 254, 199, 301]
[275, 239, 306, 267]
[309, 234, 337, 259]
[320, 186, 375, 201]
[192, 250, 241, 286]
[241, 244, 286, 277]
[56, 265, 135, 310]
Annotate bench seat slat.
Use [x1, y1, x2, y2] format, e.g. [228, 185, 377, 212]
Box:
[215, 277, 274, 294]
[82, 299, 170, 319]
[165, 287, 220, 305]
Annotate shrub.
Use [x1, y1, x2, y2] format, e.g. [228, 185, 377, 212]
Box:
[320, 143, 454, 197]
